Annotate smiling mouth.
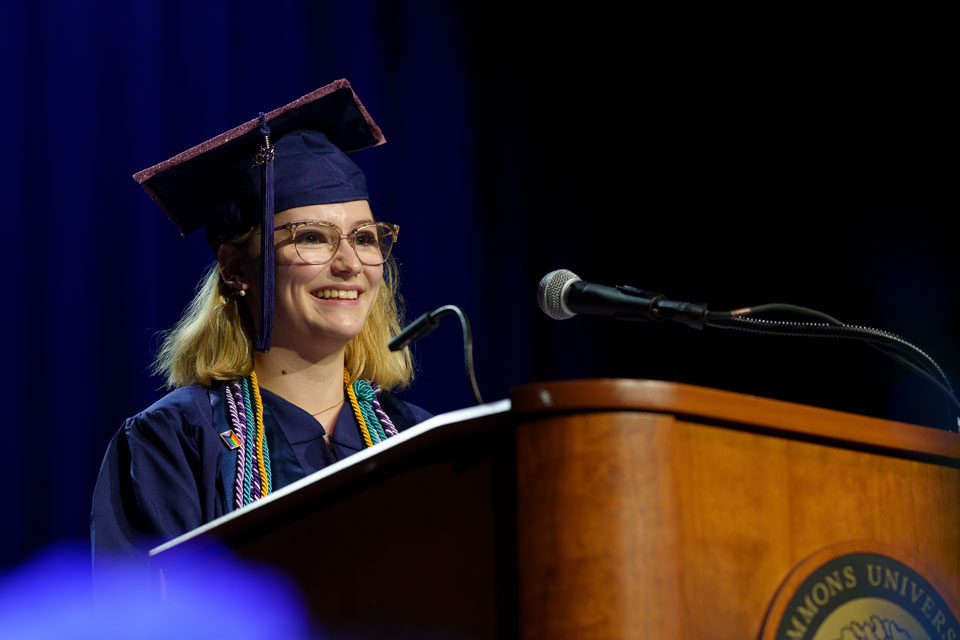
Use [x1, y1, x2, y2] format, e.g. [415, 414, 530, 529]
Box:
[312, 289, 360, 300]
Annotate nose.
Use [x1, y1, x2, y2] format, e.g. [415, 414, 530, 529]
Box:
[328, 238, 362, 277]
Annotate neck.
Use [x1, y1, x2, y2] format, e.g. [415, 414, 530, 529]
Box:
[253, 346, 347, 416]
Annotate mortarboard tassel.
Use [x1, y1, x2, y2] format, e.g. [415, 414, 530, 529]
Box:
[254, 113, 275, 352]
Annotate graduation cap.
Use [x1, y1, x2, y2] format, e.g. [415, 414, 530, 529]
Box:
[134, 79, 385, 352]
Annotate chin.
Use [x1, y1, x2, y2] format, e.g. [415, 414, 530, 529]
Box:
[308, 317, 368, 343]
[266, 318, 362, 352]
[314, 327, 365, 345]
[271, 298, 374, 350]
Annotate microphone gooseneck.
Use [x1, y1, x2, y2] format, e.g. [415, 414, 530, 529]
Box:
[536, 269, 960, 431]
[389, 305, 484, 406]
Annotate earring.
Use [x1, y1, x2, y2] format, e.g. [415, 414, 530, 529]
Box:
[220, 278, 247, 303]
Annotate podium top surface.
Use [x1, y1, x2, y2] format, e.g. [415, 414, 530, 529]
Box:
[151, 399, 513, 557]
[511, 378, 960, 466]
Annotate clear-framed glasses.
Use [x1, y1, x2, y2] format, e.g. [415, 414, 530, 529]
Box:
[274, 220, 399, 266]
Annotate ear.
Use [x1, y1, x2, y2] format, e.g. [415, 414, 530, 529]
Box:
[217, 243, 249, 292]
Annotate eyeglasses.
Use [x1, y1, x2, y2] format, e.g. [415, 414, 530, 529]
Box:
[274, 220, 399, 266]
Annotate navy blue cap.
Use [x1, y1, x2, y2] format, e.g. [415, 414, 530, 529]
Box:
[133, 79, 385, 352]
[200, 128, 372, 250]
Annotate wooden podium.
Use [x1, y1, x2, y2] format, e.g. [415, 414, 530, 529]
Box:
[151, 380, 960, 639]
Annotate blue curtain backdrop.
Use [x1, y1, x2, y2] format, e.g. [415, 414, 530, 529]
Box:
[1, 3, 955, 571]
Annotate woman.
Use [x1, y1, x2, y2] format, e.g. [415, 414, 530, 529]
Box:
[91, 80, 431, 564]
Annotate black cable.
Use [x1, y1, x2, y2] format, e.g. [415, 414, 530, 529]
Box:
[592, 286, 959, 430]
[710, 311, 953, 390]
[705, 311, 960, 428]
[726, 303, 845, 325]
[709, 304, 953, 389]
[435, 305, 484, 406]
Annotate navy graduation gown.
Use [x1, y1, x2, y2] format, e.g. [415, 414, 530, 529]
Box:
[91, 382, 431, 567]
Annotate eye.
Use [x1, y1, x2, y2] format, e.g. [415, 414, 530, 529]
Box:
[298, 232, 323, 246]
[353, 227, 379, 247]
[296, 224, 337, 246]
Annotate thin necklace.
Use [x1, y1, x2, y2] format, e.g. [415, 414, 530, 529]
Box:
[312, 397, 344, 417]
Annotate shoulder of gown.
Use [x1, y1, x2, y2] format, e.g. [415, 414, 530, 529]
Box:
[90, 385, 225, 567]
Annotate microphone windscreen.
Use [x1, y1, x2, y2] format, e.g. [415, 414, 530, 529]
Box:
[537, 269, 579, 320]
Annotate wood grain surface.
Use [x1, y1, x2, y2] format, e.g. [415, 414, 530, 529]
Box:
[511, 381, 960, 639]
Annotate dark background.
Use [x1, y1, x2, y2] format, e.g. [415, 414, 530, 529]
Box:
[1, 3, 955, 570]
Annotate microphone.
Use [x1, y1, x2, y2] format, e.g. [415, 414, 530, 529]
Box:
[389, 305, 485, 405]
[536, 269, 709, 329]
[388, 310, 440, 352]
[538, 271, 960, 432]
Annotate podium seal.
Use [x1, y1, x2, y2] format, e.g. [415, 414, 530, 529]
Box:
[760, 543, 959, 640]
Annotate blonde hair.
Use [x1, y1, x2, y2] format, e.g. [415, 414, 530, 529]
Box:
[153, 254, 413, 390]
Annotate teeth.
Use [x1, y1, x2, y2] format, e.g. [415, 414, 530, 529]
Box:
[317, 289, 358, 299]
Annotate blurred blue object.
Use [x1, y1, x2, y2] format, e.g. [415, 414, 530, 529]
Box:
[0, 543, 313, 639]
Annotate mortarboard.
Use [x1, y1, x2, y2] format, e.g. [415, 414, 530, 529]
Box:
[134, 79, 385, 352]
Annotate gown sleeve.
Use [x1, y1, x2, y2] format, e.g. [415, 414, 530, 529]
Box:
[90, 387, 226, 569]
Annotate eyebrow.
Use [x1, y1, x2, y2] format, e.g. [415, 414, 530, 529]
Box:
[348, 218, 376, 231]
[289, 218, 375, 227]
[272, 218, 377, 233]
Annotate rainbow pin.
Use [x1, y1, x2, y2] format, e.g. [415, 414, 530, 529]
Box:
[219, 429, 243, 450]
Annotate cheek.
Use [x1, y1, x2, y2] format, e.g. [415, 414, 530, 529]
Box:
[364, 265, 384, 290]
[363, 267, 384, 313]
[276, 264, 323, 291]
